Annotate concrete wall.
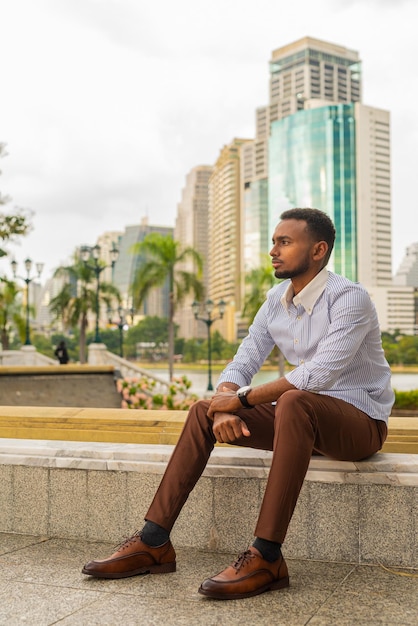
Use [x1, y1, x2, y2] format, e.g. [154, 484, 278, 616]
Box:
[0, 439, 417, 569]
[0, 366, 121, 408]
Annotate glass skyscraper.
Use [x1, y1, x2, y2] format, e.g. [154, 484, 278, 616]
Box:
[255, 37, 392, 288]
[269, 103, 357, 280]
[242, 178, 269, 272]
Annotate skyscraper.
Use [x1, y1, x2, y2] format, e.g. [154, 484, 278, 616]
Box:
[394, 243, 418, 287]
[209, 138, 251, 342]
[268, 101, 391, 284]
[174, 165, 213, 339]
[112, 218, 173, 318]
[260, 36, 392, 285]
[266, 36, 361, 120]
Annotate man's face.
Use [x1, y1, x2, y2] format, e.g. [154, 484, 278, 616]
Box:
[269, 219, 316, 280]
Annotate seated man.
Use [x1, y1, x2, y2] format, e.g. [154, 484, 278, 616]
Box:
[82, 208, 393, 600]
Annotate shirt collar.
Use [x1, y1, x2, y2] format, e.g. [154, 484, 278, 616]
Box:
[280, 268, 329, 315]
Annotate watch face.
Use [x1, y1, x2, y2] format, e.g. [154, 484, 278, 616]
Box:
[236, 385, 253, 409]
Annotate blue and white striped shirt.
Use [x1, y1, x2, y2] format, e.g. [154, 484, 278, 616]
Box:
[217, 269, 394, 423]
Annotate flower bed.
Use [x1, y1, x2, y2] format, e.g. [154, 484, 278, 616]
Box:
[117, 375, 198, 410]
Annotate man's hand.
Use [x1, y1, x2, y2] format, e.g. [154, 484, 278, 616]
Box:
[212, 412, 251, 444]
[207, 386, 241, 418]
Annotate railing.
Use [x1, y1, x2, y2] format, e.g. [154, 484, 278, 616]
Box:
[0, 345, 194, 398]
[103, 350, 191, 396]
[0, 346, 56, 367]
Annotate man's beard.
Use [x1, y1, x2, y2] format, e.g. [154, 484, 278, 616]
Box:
[274, 256, 310, 280]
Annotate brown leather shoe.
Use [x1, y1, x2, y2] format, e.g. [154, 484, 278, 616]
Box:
[198, 547, 289, 600]
[82, 531, 176, 579]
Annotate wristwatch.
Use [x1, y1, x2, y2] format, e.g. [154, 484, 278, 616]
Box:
[236, 385, 254, 409]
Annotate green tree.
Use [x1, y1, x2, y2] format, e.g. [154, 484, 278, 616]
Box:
[242, 256, 276, 322]
[242, 255, 285, 376]
[398, 335, 418, 366]
[181, 338, 205, 363]
[124, 316, 171, 360]
[207, 330, 231, 361]
[89, 327, 123, 357]
[0, 143, 31, 258]
[131, 233, 204, 380]
[49, 256, 121, 363]
[0, 279, 25, 348]
[31, 333, 55, 358]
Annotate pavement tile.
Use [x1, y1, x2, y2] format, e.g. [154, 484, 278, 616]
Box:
[56, 593, 309, 626]
[0, 533, 49, 555]
[0, 580, 102, 626]
[0, 533, 417, 625]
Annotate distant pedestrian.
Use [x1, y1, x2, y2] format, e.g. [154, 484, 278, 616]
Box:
[54, 340, 69, 365]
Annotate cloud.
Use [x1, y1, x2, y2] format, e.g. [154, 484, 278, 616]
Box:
[1, 0, 417, 278]
[333, 0, 412, 6]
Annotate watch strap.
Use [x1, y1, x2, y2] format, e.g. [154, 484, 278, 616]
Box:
[237, 390, 254, 409]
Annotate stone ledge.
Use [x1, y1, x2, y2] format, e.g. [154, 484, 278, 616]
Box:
[0, 438, 417, 485]
[0, 438, 417, 568]
[0, 365, 116, 375]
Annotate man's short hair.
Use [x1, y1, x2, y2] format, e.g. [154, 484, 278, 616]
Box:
[280, 208, 336, 265]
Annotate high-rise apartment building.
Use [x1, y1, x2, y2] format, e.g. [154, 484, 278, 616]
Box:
[96, 231, 123, 285]
[262, 36, 392, 286]
[208, 138, 251, 341]
[261, 35, 361, 130]
[367, 285, 417, 335]
[174, 165, 213, 339]
[394, 243, 418, 287]
[112, 218, 173, 318]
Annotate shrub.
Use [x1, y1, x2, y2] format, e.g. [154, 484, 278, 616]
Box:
[393, 389, 418, 410]
[117, 375, 198, 410]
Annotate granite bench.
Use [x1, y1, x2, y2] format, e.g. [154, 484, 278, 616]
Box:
[0, 436, 417, 569]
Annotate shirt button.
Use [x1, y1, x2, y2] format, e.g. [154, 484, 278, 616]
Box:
[300, 359, 304, 364]
[294, 339, 299, 344]
[297, 315, 301, 320]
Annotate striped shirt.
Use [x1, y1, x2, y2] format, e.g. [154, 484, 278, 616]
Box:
[217, 269, 394, 423]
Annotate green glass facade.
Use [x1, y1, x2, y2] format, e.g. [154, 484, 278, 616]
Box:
[243, 178, 269, 271]
[269, 104, 357, 281]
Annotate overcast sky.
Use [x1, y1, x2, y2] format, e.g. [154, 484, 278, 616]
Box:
[0, 0, 416, 281]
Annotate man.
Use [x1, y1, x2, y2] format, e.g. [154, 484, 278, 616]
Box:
[82, 208, 393, 600]
[54, 340, 69, 365]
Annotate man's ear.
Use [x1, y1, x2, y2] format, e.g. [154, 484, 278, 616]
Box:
[312, 241, 328, 261]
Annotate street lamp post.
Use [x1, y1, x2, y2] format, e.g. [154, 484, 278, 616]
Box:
[11, 258, 44, 345]
[107, 305, 127, 358]
[192, 298, 226, 391]
[80, 243, 119, 343]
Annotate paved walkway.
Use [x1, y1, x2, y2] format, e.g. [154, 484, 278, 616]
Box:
[0, 532, 417, 625]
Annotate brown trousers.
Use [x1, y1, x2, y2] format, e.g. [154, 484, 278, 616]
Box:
[145, 389, 387, 544]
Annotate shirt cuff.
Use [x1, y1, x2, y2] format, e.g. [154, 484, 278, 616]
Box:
[216, 370, 250, 390]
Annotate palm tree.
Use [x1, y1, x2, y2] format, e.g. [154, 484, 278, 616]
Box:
[50, 256, 121, 363]
[242, 255, 285, 377]
[131, 233, 204, 380]
[0, 278, 25, 348]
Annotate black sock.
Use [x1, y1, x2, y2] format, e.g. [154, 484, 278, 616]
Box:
[252, 537, 282, 562]
[141, 521, 170, 547]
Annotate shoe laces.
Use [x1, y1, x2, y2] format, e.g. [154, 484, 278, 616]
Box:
[232, 550, 255, 572]
[114, 530, 142, 552]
